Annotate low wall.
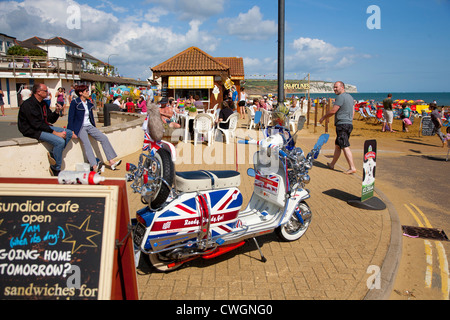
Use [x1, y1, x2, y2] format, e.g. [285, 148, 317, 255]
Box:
[0, 112, 146, 178]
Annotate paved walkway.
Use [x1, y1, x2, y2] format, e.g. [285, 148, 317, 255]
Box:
[1, 109, 399, 299]
[103, 120, 400, 300]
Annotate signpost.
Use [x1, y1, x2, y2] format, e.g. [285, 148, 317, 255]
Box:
[0, 178, 138, 300]
[348, 140, 386, 210]
[420, 116, 435, 136]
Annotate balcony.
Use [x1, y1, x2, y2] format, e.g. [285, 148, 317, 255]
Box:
[0, 55, 82, 80]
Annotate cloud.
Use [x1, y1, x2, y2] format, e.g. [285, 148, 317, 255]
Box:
[145, 0, 225, 20]
[0, 0, 220, 79]
[217, 6, 277, 41]
[286, 37, 370, 73]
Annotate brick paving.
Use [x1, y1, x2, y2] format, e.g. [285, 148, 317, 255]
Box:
[104, 120, 395, 300]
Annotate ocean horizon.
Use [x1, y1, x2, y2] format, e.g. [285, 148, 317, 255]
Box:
[287, 92, 450, 106]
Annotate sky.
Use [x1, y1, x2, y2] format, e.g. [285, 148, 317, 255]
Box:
[0, 0, 449, 92]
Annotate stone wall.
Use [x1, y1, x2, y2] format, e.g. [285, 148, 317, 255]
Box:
[0, 112, 146, 178]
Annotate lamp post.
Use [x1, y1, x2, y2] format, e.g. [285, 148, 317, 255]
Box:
[277, 0, 285, 106]
[107, 54, 118, 75]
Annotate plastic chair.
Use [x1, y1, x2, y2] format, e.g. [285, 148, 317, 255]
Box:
[260, 108, 272, 128]
[207, 104, 218, 115]
[254, 111, 262, 128]
[217, 113, 239, 144]
[193, 113, 214, 146]
[289, 109, 302, 132]
[246, 106, 255, 129]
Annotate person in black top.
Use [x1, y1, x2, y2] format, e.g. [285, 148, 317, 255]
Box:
[217, 101, 234, 129]
[18, 83, 73, 176]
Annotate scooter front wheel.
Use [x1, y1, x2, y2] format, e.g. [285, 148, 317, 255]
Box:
[276, 201, 311, 242]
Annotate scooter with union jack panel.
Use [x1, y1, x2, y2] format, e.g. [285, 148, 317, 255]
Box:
[127, 115, 329, 271]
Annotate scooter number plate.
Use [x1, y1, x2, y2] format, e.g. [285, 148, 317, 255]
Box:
[133, 222, 146, 247]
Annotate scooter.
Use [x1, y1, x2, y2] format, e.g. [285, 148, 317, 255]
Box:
[127, 116, 329, 271]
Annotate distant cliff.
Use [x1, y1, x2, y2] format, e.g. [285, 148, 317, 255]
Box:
[244, 79, 358, 96]
[309, 81, 357, 93]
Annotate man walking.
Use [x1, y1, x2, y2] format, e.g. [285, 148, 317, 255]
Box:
[382, 93, 394, 132]
[18, 83, 73, 176]
[319, 81, 356, 174]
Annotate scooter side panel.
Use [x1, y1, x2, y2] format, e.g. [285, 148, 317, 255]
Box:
[143, 188, 243, 251]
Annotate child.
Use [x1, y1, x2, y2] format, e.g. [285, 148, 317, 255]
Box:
[401, 103, 412, 132]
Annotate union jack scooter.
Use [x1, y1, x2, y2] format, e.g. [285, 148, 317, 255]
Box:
[127, 116, 329, 271]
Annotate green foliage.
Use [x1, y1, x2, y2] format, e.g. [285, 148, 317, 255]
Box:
[7, 45, 27, 56]
[7, 45, 46, 57]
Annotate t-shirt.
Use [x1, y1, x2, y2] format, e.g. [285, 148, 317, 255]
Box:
[430, 109, 441, 128]
[402, 107, 411, 118]
[219, 108, 234, 129]
[334, 92, 354, 125]
[383, 98, 393, 111]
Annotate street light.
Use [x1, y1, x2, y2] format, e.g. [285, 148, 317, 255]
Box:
[278, 0, 285, 105]
[107, 54, 118, 66]
[107, 54, 118, 75]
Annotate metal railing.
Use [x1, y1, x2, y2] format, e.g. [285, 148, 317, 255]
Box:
[0, 55, 82, 78]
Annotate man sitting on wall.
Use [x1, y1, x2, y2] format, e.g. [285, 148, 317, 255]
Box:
[18, 83, 73, 176]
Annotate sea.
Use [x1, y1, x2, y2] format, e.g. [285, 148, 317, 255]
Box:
[287, 92, 450, 106]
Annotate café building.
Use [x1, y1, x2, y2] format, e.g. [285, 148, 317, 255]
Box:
[151, 47, 244, 110]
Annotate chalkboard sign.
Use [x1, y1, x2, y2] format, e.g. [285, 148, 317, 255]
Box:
[0, 183, 118, 300]
[421, 116, 435, 136]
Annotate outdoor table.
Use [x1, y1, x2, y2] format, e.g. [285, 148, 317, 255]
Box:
[179, 113, 195, 143]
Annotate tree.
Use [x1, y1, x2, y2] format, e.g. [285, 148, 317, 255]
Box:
[7, 45, 27, 56]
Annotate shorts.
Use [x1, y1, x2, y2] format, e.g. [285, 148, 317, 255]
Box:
[403, 118, 412, 125]
[383, 110, 393, 124]
[335, 124, 353, 149]
[238, 100, 246, 107]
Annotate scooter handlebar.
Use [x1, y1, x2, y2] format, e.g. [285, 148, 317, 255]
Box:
[238, 139, 288, 157]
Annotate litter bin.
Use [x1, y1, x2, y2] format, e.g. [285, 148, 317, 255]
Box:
[103, 103, 121, 126]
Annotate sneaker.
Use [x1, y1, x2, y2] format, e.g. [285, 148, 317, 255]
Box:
[47, 152, 56, 166]
[96, 160, 104, 173]
[110, 159, 122, 171]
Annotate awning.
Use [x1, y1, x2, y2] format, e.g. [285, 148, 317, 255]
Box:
[168, 76, 214, 89]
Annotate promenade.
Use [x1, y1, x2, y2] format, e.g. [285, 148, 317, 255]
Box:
[3, 108, 447, 300]
[104, 120, 399, 300]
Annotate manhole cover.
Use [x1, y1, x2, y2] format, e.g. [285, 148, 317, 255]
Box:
[402, 225, 448, 241]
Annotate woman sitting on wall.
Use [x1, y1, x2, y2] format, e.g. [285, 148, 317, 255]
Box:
[67, 85, 122, 172]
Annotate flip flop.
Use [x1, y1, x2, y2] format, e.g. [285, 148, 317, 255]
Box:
[47, 152, 56, 166]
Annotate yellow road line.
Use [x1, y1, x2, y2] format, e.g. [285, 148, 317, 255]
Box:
[404, 203, 449, 300]
[424, 240, 433, 288]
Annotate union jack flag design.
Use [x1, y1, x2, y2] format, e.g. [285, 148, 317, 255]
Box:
[142, 132, 163, 155]
[255, 173, 279, 195]
[149, 188, 243, 239]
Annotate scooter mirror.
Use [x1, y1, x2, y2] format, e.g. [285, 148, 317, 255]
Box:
[297, 116, 306, 131]
[247, 168, 256, 177]
[317, 133, 329, 147]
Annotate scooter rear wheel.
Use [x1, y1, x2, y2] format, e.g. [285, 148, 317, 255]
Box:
[148, 253, 182, 272]
[276, 201, 311, 241]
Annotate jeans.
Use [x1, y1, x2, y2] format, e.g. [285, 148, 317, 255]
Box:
[39, 126, 73, 170]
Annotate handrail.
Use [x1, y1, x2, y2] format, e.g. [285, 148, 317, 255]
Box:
[0, 55, 82, 76]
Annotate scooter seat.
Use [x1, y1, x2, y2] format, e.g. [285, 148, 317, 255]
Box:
[175, 170, 240, 192]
